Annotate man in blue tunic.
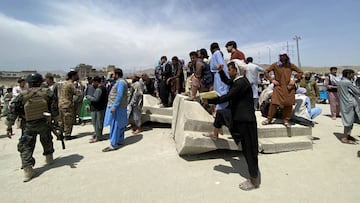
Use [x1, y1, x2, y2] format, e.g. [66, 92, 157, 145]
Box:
[102, 68, 128, 152]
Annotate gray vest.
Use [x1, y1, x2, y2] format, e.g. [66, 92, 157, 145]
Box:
[108, 78, 128, 108]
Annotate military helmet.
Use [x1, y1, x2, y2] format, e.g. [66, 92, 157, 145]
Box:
[26, 73, 43, 84]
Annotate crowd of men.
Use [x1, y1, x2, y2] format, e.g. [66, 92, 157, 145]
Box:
[1, 40, 360, 190]
[2, 68, 146, 182]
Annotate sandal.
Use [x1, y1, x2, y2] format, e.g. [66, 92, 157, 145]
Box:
[202, 132, 218, 140]
[239, 179, 258, 191]
[133, 129, 142, 134]
[117, 141, 125, 146]
[341, 137, 357, 145]
[261, 119, 271, 125]
[102, 146, 119, 152]
[284, 122, 291, 128]
[89, 138, 98, 143]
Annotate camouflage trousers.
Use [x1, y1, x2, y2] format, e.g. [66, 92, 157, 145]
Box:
[59, 107, 74, 136]
[18, 120, 54, 169]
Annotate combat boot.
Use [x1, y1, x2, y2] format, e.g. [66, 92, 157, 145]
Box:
[45, 154, 53, 164]
[23, 166, 35, 182]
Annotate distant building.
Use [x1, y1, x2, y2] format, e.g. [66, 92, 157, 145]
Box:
[74, 64, 107, 79]
[103, 65, 116, 73]
[0, 70, 37, 79]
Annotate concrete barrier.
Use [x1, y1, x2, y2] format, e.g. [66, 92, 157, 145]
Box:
[171, 95, 313, 155]
[141, 94, 172, 124]
[140, 94, 312, 155]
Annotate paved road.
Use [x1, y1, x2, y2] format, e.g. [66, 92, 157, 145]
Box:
[0, 104, 359, 203]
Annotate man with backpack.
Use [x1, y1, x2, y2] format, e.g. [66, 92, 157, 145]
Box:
[6, 73, 58, 182]
[188, 51, 211, 101]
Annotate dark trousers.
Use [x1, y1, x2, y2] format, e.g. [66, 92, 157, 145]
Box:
[232, 121, 259, 178]
[268, 104, 292, 121]
[213, 108, 232, 129]
[18, 121, 54, 168]
[159, 80, 170, 107]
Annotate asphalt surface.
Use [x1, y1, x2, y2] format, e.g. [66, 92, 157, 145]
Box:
[0, 103, 359, 203]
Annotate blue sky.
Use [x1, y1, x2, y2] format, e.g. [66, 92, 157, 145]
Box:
[0, 0, 359, 72]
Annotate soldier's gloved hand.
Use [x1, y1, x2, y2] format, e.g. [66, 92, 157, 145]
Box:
[6, 128, 12, 139]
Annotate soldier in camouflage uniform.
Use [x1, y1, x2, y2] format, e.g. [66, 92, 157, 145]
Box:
[6, 73, 58, 182]
[59, 71, 79, 139]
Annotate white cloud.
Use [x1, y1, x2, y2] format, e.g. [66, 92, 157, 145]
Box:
[0, 1, 214, 71]
[3, 1, 347, 72]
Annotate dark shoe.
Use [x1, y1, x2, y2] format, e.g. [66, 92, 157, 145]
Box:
[102, 146, 119, 152]
[64, 136, 76, 140]
[89, 138, 98, 143]
[117, 141, 125, 146]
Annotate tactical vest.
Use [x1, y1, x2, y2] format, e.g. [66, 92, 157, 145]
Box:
[108, 78, 128, 108]
[22, 88, 49, 121]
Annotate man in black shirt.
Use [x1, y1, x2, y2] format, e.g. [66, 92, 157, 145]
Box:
[85, 76, 108, 143]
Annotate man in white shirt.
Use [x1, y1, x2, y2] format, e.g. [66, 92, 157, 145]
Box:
[246, 57, 264, 110]
[12, 78, 28, 97]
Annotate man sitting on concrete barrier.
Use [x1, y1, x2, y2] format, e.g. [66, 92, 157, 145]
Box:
[291, 87, 322, 127]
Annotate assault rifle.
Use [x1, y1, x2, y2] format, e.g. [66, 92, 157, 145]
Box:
[44, 112, 65, 149]
[51, 120, 66, 150]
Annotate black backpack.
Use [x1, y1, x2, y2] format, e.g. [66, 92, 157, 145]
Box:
[201, 62, 213, 86]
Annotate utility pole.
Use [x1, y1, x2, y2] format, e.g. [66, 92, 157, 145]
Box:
[286, 41, 289, 54]
[293, 35, 301, 68]
[267, 47, 271, 65]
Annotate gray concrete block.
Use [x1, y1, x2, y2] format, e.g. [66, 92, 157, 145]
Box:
[141, 113, 172, 124]
[259, 136, 313, 153]
[172, 94, 313, 155]
[141, 94, 173, 124]
[177, 131, 241, 155]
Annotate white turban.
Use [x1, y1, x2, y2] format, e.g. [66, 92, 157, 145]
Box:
[279, 50, 288, 56]
[230, 59, 247, 75]
[296, 87, 307, 95]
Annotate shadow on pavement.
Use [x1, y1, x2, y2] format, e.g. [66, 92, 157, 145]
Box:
[94, 133, 143, 145]
[34, 154, 84, 178]
[0, 134, 11, 139]
[181, 149, 251, 179]
[140, 122, 171, 132]
[71, 132, 93, 139]
[333, 132, 359, 143]
[123, 133, 143, 146]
